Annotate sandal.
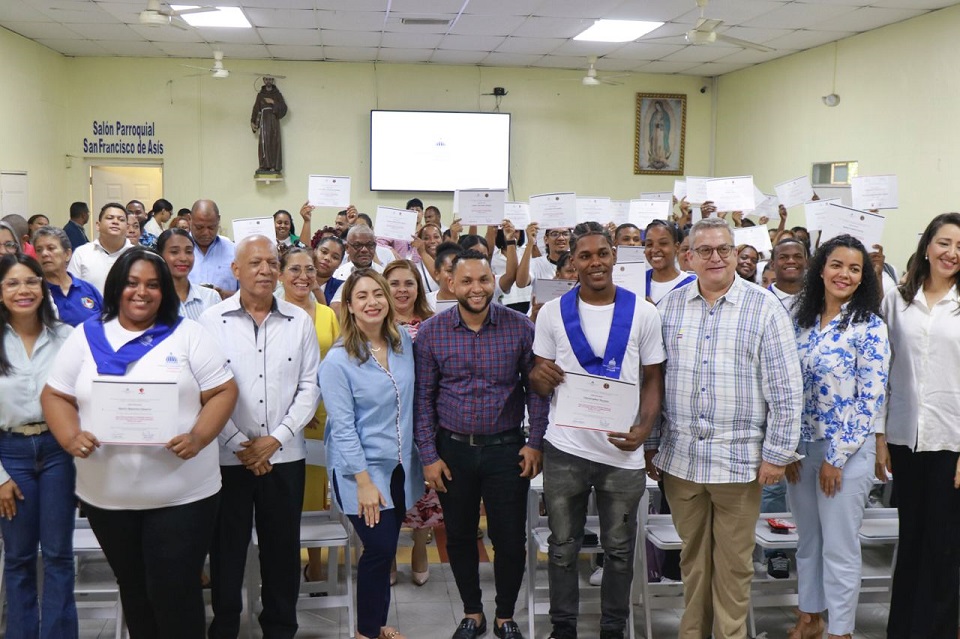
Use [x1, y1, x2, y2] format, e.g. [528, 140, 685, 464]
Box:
[378, 627, 407, 639]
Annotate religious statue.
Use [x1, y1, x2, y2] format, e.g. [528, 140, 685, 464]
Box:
[647, 100, 671, 170]
[251, 77, 287, 175]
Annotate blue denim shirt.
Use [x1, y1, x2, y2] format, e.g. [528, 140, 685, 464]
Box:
[319, 329, 424, 515]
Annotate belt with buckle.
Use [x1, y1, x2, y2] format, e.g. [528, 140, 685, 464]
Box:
[8, 422, 48, 436]
[441, 429, 524, 447]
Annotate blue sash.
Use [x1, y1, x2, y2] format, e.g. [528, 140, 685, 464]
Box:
[83, 317, 183, 375]
[559, 285, 635, 379]
[646, 270, 697, 299]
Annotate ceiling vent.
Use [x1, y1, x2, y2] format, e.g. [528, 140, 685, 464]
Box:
[400, 17, 452, 26]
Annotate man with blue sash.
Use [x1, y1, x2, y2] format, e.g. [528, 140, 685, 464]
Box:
[530, 222, 666, 639]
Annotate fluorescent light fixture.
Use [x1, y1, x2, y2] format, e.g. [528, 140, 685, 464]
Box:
[574, 19, 663, 43]
[171, 6, 252, 28]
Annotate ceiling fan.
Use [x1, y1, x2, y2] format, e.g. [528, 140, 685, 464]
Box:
[139, 0, 215, 30]
[182, 51, 287, 80]
[581, 56, 626, 86]
[646, 0, 775, 53]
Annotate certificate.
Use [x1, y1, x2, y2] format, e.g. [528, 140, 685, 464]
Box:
[530, 192, 577, 229]
[232, 217, 276, 243]
[803, 198, 841, 232]
[673, 180, 687, 200]
[628, 199, 671, 229]
[639, 191, 673, 202]
[608, 200, 630, 226]
[706, 176, 755, 212]
[373, 206, 417, 241]
[753, 192, 779, 218]
[554, 372, 638, 433]
[532, 278, 576, 303]
[685, 176, 709, 204]
[90, 380, 179, 445]
[456, 189, 506, 226]
[576, 197, 611, 224]
[307, 175, 351, 208]
[851, 175, 898, 210]
[733, 225, 772, 254]
[774, 175, 814, 209]
[612, 261, 646, 296]
[616, 245, 645, 264]
[819, 204, 886, 249]
[504, 202, 530, 228]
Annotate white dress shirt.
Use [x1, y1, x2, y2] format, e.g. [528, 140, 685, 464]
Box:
[881, 286, 960, 452]
[67, 238, 135, 293]
[199, 294, 320, 466]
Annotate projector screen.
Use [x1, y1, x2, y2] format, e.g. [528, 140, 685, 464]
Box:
[370, 110, 511, 192]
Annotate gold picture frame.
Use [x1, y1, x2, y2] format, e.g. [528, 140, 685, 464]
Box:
[634, 93, 687, 176]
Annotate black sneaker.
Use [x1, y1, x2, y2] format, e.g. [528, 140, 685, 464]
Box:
[599, 631, 624, 639]
[452, 615, 487, 639]
[767, 551, 790, 579]
[547, 623, 577, 639]
[493, 619, 523, 639]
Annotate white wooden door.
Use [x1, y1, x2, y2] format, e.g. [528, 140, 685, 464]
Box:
[90, 165, 163, 220]
[0, 171, 28, 216]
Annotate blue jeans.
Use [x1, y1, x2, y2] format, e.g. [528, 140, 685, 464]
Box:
[0, 430, 78, 639]
[543, 441, 646, 634]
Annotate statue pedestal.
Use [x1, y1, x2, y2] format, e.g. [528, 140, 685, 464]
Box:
[254, 172, 283, 185]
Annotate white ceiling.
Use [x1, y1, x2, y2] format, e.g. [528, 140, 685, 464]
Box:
[1, 0, 955, 77]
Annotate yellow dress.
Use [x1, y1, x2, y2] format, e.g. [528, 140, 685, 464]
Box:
[303, 303, 339, 511]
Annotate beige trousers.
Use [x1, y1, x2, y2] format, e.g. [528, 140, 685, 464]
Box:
[663, 473, 761, 639]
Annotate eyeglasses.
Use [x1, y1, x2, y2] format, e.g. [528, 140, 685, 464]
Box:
[285, 266, 317, 277]
[0, 242, 18, 252]
[691, 244, 735, 260]
[1, 277, 43, 291]
[348, 241, 377, 251]
[547, 230, 571, 239]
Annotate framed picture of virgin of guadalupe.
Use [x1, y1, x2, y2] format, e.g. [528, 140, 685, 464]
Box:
[634, 93, 686, 176]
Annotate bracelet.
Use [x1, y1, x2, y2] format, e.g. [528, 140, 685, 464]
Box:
[505, 240, 517, 245]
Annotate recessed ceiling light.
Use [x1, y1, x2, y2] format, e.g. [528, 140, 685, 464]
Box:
[574, 19, 663, 43]
[171, 6, 252, 28]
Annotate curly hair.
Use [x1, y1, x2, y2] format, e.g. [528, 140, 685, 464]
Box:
[794, 234, 881, 330]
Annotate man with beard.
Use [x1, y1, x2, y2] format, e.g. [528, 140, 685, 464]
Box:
[414, 251, 549, 639]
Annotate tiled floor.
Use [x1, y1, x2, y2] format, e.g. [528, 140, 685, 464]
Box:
[73, 536, 894, 639]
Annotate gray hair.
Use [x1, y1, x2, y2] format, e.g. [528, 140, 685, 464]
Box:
[689, 217, 734, 247]
[32, 225, 72, 251]
[346, 224, 374, 241]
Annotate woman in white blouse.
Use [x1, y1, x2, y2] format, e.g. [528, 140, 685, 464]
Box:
[41, 249, 238, 639]
[786, 235, 889, 639]
[878, 212, 960, 639]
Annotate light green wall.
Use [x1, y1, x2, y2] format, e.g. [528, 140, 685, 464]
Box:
[0, 28, 66, 217]
[715, 4, 960, 270]
[0, 26, 714, 232]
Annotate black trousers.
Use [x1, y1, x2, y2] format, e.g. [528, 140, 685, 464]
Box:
[208, 461, 305, 639]
[84, 493, 220, 639]
[435, 431, 529, 620]
[887, 445, 960, 639]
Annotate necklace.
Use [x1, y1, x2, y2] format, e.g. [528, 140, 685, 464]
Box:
[369, 343, 382, 353]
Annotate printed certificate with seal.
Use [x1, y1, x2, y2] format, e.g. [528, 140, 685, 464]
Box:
[554, 372, 637, 433]
[90, 380, 179, 445]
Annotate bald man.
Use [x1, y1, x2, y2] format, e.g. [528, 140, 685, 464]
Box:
[189, 199, 237, 298]
[199, 236, 320, 639]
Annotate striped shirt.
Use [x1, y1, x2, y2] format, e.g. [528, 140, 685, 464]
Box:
[652, 276, 802, 484]
[179, 283, 223, 321]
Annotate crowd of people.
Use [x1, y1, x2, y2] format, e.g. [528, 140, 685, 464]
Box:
[0, 192, 955, 639]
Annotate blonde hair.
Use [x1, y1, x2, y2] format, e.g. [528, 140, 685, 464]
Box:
[382, 259, 435, 322]
[338, 268, 403, 363]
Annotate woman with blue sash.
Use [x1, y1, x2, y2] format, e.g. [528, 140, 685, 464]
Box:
[41, 249, 239, 639]
[643, 220, 696, 305]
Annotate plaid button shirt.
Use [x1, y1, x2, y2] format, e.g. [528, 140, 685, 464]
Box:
[413, 303, 549, 465]
[651, 276, 802, 484]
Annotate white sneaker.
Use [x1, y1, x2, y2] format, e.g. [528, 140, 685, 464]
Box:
[589, 567, 603, 586]
[658, 576, 679, 584]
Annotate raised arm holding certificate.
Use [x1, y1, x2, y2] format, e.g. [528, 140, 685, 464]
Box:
[554, 372, 638, 433]
[774, 175, 815, 209]
[307, 175, 351, 208]
[530, 192, 577, 229]
[851, 175, 898, 210]
[373, 206, 418, 241]
[504, 202, 530, 228]
[803, 198, 841, 232]
[685, 177, 709, 205]
[90, 380, 179, 445]
[456, 189, 507, 226]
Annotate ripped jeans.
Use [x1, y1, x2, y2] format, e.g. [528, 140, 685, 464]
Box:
[542, 441, 646, 634]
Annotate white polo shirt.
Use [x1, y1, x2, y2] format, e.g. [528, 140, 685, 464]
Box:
[45, 318, 234, 510]
[67, 238, 135, 293]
